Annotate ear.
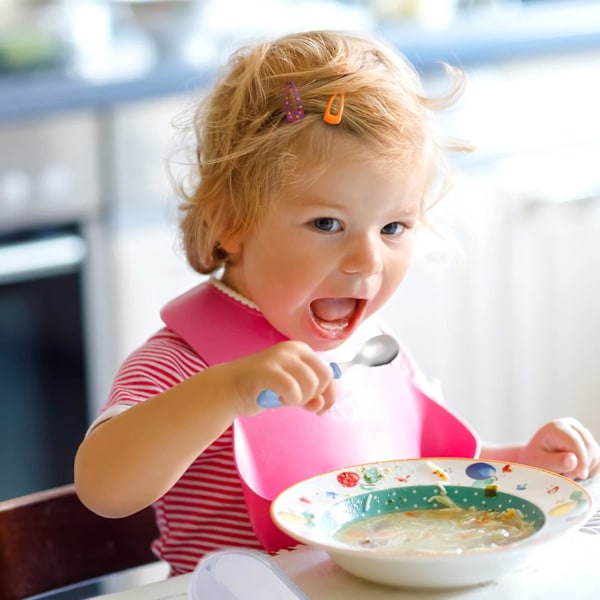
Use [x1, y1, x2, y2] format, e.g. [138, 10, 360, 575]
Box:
[219, 233, 243, 256]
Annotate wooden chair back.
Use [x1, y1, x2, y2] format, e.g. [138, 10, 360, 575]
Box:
[0, 484, 160, 600]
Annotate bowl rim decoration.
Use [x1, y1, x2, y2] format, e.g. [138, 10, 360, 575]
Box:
[271, 457, 593, 588]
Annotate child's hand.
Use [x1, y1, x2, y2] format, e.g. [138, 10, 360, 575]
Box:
[230, 341, 336, 417]
[519, 418, 600, 480]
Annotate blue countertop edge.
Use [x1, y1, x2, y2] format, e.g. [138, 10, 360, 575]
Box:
[1, 1, 600, 124]
[0, 62, 215, 123]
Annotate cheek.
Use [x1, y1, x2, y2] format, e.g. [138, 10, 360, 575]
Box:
[385, 267, 409, 297]
[244, 235, 285, 271]
[384, 248, 414, 290]
[264, 244, 315, 279]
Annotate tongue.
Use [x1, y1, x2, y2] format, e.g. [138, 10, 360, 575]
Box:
[311, 298, 357, 323]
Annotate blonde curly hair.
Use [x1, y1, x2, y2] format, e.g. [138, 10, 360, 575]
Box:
[175, 30, 469, 274]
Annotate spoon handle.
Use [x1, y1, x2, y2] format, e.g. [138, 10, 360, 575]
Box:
[256, 362, 342, 409]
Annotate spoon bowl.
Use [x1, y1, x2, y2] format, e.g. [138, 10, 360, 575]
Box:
[257, 334, 400, 408]
[330, 334, 399, 378]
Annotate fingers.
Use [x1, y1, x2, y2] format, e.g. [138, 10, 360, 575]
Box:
[539, 450, 579, 478]
[234, 341, 336, 416]
[564, 420, 600, 480]
[530, 419, 600, 480]
[304, 383, 338, 416]
[263, 343, 333, 409]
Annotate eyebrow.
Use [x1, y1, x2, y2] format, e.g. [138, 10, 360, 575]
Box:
[298, 198, 344, 210]
[305, 194, 419, 212]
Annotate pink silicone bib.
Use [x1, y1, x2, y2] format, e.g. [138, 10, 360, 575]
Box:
[161, 282, 480, 551]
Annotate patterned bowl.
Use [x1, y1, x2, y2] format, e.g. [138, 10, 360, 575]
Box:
[271, 458, 592, 589]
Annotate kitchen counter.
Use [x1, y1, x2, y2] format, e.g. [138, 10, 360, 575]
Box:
[0, 58, 213, 123]
[1, 0, 600, 123]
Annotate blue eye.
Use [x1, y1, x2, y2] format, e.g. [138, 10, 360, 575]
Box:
[312, 218, 342, 232]
[381, 222, 405, 235]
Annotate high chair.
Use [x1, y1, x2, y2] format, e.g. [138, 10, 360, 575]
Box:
[0, 484, 160, 600]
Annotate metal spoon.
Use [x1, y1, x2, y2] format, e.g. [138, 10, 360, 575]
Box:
[256, 334, 400, 409]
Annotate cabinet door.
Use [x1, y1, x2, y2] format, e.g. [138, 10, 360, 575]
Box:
[106, 94, 197, 219]
[505, 149, 600, 438]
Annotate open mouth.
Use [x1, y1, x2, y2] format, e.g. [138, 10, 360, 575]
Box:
[310, 297, 365, 336]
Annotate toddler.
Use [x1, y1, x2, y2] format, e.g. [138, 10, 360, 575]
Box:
[74, 30, 600, 576]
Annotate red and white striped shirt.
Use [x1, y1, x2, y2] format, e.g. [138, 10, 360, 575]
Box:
[95, 328, 264, 576]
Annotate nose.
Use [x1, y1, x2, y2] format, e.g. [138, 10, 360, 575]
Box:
[339, 233, 384, 275]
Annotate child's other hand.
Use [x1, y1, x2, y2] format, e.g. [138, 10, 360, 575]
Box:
[520, 418, 600, 480]
[231, 341, 336, 417]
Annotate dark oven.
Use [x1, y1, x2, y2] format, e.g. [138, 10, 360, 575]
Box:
[0, 110, 113, 501]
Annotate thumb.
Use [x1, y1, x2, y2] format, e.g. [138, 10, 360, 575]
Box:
[552, 451, 578, 475]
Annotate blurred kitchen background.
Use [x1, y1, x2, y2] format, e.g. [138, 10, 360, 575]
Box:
[1, 0, 599, 594]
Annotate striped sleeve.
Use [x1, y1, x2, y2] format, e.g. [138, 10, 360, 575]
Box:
[92, 327, 263, 574]
[107, 328, 208, 406]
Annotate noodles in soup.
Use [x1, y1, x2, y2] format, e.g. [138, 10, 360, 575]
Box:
[333, 493, 536, 554]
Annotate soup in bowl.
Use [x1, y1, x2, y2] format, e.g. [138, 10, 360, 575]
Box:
[271, 458, 592, 588]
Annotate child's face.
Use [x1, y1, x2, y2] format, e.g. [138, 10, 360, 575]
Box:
[222, 137, 426, 351]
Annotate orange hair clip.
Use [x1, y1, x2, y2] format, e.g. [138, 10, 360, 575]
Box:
[323, 92, 345, 125]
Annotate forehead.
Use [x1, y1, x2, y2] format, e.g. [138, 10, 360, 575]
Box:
[285, 133, 428, 207]
[292, 126, 428, 179]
